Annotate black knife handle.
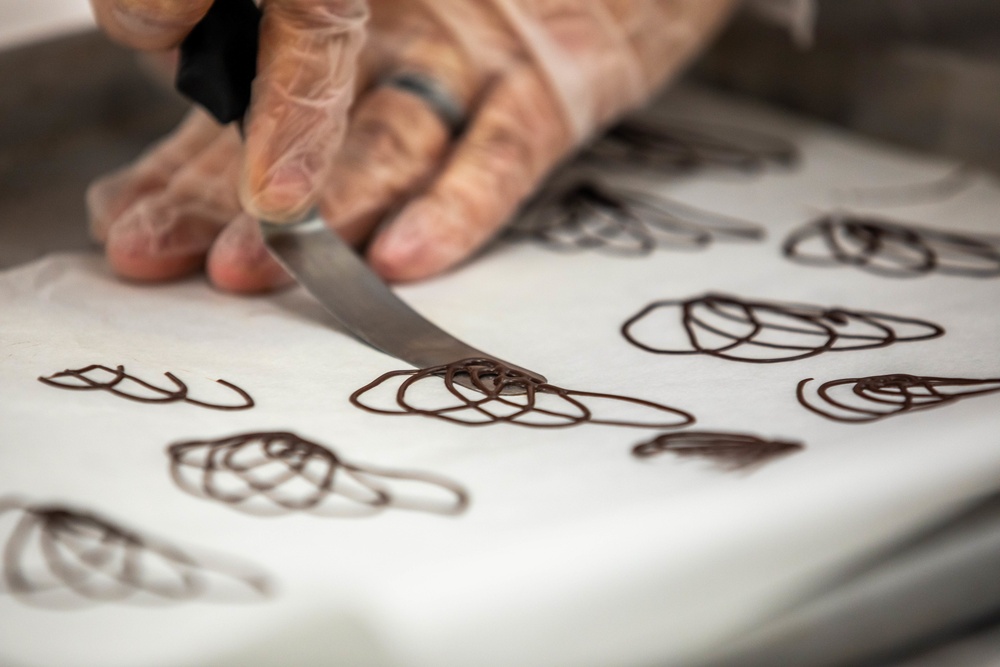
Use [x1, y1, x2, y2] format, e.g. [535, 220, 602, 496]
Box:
[175, 0, 262, 126]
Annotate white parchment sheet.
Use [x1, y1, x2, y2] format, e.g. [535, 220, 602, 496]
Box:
[2, 88, 999, 667]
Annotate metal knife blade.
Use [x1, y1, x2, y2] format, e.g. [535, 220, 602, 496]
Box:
[177, 0, 545, 387]
[261, 216, 545, 383]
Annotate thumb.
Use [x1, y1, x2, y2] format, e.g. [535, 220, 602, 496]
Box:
[90, 0, 214, 50]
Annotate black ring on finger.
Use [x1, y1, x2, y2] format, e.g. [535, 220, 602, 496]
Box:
[378, 72, 466, 137]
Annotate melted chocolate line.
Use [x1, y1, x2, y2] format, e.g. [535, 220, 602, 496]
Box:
[38, 364, 254, 410]
[784, 215, 1000, 277]
[633, 431, 804, 470]
[583, 118, 799, 174]
[184, 378, 255, 410]
[507, 178, 764, 257]
[0, 499, 271, 606]
[833, 166, 975, 208]
[39, 364, 191, 403]
[621, 293, 944, 363]
[797, 375, 1000, 423]
[350, 358, 694, 429]
[167, 432, 469, 515]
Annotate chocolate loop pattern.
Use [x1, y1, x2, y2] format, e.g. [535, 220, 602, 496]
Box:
[633, 431, 804, 471]
[621, 293, 944, 363]
[168, 432, 469, 516]
[783, 214, 1000, 278]
[796, 374, 1000, 423]
[38, 364, 254, 410]
[582, 117, 800, 174]
[0, 497, 272, 608]
[507, 177, 763, 256]
[350, 358, 695, 429]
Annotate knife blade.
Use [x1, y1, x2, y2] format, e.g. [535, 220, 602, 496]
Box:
[175, 0, 544, 386]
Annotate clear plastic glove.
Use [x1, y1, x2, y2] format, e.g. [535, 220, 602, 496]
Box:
[88, 0, 738, 292]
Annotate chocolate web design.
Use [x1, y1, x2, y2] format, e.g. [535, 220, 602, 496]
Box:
[507, 177, 763, 256]
[582, 117, 800, 174]
[38, 364, 254, 410]
[632, 431, 804, 470]
[796, 374, 1000, 423]
[350, 358, 695, 429]
[0, 497, 271, 607]
[168, 431, 468, 516]
[831, 166, 975, 208]
[621, 293, 944, 363]
[783, 214, 1000, 278]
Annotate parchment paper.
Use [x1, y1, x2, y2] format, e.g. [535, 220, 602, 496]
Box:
[2, 88, 999, 667]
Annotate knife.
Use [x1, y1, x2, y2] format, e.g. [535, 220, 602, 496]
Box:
[175, 0, 544, 386]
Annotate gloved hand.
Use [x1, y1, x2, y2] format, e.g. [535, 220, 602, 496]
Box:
[87, 0, 738, 292]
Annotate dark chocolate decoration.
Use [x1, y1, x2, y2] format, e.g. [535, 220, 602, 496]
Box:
[633, 431, 803, 470]
[833, 166, 975, 208]
[783, 214, 1000, 278]
[38, 364, 254, 410]
[507, 178, 763, 256]
[796, 374, 1000, 423]
[350, 358, 694, 429]
[621, 293, 943, 363]
[168, 431, 468, 516]
[0, 497, 271, 607]
[582, 117, 799, 174]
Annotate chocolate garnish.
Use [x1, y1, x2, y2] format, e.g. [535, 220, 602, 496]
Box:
[621, 293, 943, 363]
[832, 166, 975, 208]
[633, 431, 803, 470]
[508, 178, 763, 256]
[0, 497, 271, 607]
[38, 364, 254, 410]
[350, 358, 694, 429]
[168, 431, 468, 516]
[783, 214, 1000, 278]
[582, 117, 799, 174]
[796, 374, 1000, 423]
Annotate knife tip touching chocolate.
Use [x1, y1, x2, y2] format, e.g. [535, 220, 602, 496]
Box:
[175, 0, 545, 388]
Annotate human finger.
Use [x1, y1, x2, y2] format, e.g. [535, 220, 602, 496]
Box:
[240, 0, 369, 222]
[89, 0, 213, 50]
[206, 213, 293, 293]
[203, 78, 457, 292]
[367, 66, 572, 282]
[104, 126, 242, 281]
[87, 108, 225, 243]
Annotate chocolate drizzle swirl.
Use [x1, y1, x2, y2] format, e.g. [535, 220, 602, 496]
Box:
[621, 293, 944, 363]
[0, 497, 271, 607]
[38, 364, 254, 410]
[783, 214, 1000, 278]
[350, 358, 694, 429]
[796, 374, 1000, 423]
[832, 166, 975, 208]
[508, 178, 763, 256]
[583, 117, 799, 174]
[633, 431, 803, 470]
[168, 431, 468, 516]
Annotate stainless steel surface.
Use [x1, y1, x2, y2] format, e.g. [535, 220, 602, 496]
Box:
[0, 30, 186, 270]
[695, 0, 1000, 172]
[261, 216, 545, 386]
[701, 491, 1000, 667]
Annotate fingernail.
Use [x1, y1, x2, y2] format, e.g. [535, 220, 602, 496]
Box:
[378, 223, 425, 266]
[370, 214, 429, 280]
